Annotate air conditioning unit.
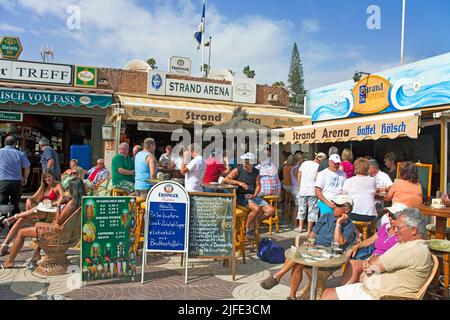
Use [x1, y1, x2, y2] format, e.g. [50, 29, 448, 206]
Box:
[267, 94, 278, 102]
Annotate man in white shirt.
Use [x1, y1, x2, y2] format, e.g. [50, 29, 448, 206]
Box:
[296, 152, 327, 234]
[315, 154, 347, 215]
[181, 143, 206, 192]
[368, 159, 393, 218]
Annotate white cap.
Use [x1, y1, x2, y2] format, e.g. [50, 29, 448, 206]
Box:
[329, 154, 341, 164]
[385, 202, 407, 214]
[332, 194, 353, 207]
[240, 152, 256, 160]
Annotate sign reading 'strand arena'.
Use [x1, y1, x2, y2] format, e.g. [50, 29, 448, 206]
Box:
[306, 52, 450, 122]
[166, 78, 232, 101]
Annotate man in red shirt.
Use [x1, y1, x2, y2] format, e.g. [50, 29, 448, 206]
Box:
[202, 151, 231, 189]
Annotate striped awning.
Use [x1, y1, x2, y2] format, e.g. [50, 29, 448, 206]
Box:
[275, 111, 421, 144]
[117, 95, 310, 128]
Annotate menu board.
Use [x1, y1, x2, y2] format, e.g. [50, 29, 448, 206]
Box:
[188, 193, 235, 258]
[81, 197, 138, 282]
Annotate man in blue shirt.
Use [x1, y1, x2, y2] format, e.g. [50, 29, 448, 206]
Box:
[260, 194, 355, 299]
[39, 137, 61, 180]
[0, 136, 30, 214]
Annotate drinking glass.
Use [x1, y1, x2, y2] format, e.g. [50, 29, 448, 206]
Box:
[307, 237, 315, 247]
[436, 190, 442, 199]
[331, 242, 340, 254]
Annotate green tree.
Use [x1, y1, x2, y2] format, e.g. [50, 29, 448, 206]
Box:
[272, 81, 285, 87]
[287, 42, 306, 113]
[146, 58, 157, 69]
[243, 65, 255, 79]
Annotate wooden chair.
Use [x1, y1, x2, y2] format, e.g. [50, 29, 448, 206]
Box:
[34, 208, 82, 276]
[380, 254, 439, 300]
[234, 206, 249, 263]
[111, 188, 127, 196]
[260, 195, 279, 236]
[352, 220, 376, 241]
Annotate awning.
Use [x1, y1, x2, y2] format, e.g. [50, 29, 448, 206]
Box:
[276, 111, 421, 144]
[117, 95, 310, 128]
[0, 87, 112, 109]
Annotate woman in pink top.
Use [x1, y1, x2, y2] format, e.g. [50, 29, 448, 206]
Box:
[384, 161, 423, 208]
[339, 148, 354, 178]
[340, 206, 401, 285]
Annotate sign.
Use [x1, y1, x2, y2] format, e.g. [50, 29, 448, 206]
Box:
[352, 75, 390, 114]
[188, 193, 235, 258]
[147, 70, 166, 95]
[166, 78, 233, 101]
[232, 77, 257, 104]
[283, 112, 420, 144]
[0, 111, 22, 122]
[307, 52, 450, 122]
[0, 87, 112, 108]
[142, 181, 189, 283]
[74, 65, 97, 88]
[0, 59, 73, 85]
[168, 56, 192, 76]
[0, 37, 22, 59]
[81, 197, 138, 282]
[137, 122, 182, 132]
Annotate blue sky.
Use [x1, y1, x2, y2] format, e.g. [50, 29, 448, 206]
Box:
[0, 0, 449, 89]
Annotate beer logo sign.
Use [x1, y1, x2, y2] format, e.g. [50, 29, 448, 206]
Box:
[151, 74, 162, 89]
[352, 75, 391, 114]
[164, 184, 174, 194]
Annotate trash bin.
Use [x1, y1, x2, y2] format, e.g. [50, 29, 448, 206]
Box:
[70, 144, 91, 176]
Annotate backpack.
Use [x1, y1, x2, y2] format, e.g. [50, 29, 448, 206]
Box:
[257, 238, 285, 264]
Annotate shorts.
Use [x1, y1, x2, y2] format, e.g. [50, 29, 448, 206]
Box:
[349, 213, 377, 223]
[317, 199, 334, 215]
[297, 195, 319, 222]
[237, 194, 268, 207]
[354, 245, 374, 260]
[335, 283, 376, 300]
[135, 189, 150, 199]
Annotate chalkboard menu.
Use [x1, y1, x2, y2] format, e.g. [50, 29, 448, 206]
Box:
[188, 193, 235, 258]
[81, 197, 138, 282]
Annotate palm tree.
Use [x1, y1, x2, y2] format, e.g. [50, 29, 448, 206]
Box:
[243, 65, 255, 79]
[146, 58, 157, 69]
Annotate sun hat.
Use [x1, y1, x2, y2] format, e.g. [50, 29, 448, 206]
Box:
[240, 152, 256, 160]
[329, 154, 341, 164]
[315, 152, 327, 161]
[332, 194, 353, 207]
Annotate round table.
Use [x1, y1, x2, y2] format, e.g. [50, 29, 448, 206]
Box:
[418, 204, 450, 240]
[285, 246, 346, 300]
[36, 203, 58, 214]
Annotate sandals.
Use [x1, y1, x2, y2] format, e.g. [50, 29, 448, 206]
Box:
[2, 214, 18, 230]
[245, 229, 255, 240]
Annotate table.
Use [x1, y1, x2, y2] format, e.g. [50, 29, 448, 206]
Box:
[201, 183, 238, 191]
[418, 204, 450, 240]
[285, 246, 346, 300]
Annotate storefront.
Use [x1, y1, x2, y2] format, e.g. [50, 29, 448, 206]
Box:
[278, 52, 450, 196]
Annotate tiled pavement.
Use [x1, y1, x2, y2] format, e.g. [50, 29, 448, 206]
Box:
[0, 221, 342, 300]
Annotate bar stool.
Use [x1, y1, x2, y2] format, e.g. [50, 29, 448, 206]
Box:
[352, 220, 376, 241]
[111, 188, 127, 196]
[260, 195, 279, 236]
[29, 167, 41, 190]
[428, 239, 450, 299]
[235, 206, 249, 263]
[426, 218, 450, 240]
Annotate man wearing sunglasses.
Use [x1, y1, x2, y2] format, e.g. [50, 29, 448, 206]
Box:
[321, 208, 432, 300]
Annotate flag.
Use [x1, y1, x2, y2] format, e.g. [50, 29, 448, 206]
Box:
[194, 1, 205, 49]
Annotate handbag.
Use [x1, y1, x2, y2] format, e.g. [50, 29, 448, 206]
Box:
[258, 238, 285, 264]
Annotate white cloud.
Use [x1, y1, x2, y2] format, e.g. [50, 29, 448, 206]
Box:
[301, 18, 320, 33]
[0, 23, 25, 33]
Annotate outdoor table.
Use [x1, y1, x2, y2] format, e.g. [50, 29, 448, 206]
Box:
[201, 183, 239, 192]
[35, 203, 58, 223]
[418, 204, 450, 239]
[285, 246, 346, 300]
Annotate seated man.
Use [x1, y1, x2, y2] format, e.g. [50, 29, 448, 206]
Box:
[260, 194, 355, 300]
[85, 159, 110, 193]
[61, 159, 86, 189]
[340, 204, 405, 285]
[224, 152, 275, 240]
[321, 208, 432, 300]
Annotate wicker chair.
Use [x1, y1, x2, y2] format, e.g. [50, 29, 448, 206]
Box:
[34, 208, 82, 276]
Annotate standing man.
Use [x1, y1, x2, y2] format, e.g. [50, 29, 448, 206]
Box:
[111, 142, 135, 194]
[132, 144, 142, 161]
[134, 138, 157, 198]
[318, 146, 339, 172]
[256, 148, 281, 197]
[181, 143, 206, 192]
[203, 150, 231, 185]
[315, 154, 347, 215]
[39, 137, 61, 180]
[383, 152, 397, 181]
[296, 152, 327, 234]
[0, 136, 30, 214]
[368, 159, 393, 218]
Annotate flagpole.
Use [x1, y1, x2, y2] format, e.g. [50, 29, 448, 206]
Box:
[400, 0, 406, 65]
[201, 0, 205, 77]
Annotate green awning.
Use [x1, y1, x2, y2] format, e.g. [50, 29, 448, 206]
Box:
[0, 87, 112, 109]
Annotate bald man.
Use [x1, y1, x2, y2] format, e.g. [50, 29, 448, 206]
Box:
[111, 142, 135, 193]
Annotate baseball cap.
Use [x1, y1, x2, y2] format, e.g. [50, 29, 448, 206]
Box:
[332, 194, 353, 207]
[240, 152, 256, 160]
[385, 203, 407, 218]
[329, 154, 341, 164]
[315, 152, 327, 161]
